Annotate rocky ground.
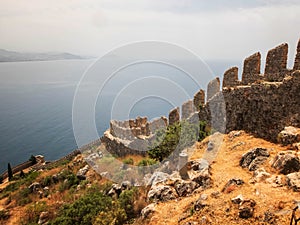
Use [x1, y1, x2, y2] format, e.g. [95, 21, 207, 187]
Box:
[1, 129, 300, 225]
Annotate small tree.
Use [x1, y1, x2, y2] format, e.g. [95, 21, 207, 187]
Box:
[20, 170, 25, 178]
[8, 163, 13, 181]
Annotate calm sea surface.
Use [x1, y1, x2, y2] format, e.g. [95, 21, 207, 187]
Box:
[0, 59, 235, 173]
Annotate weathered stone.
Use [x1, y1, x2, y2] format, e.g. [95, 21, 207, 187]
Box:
[141, 203, 156, 219]
[207, 77, 220, 101]
[266, 175, 284, 187]
[242, 52, 261, 85]
[181, 100, 196, 120]
[187, 159, 211, 188]
[238, 199, 256, 219]
[223, 67, 239, 88]
[146, 172, 170, 186]
[28, 182, 41, 193]
[271, 151, 300, 175]
[222, 178, 244, 193]
[169, 107, 180, 125]
[147, 185, 178, 202]
[265, 43, 288, 81]
[294, 39, 300, 71]
[174, 179, 198, 197]
[240, 148, 269, 171]
[76, 165, 89, 180]
[286, 172, 300, 191]
[232, 194, 244, 204]
[277, 126, 300, 146]
[252, 168, 271, 183]
[264, 210, 277, 224]
[38, 211, 49, 225]
[193, 89, 205, 111]
[194, 198, 208, 211]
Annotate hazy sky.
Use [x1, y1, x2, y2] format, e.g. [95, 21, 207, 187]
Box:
[0, 0, 300, 61]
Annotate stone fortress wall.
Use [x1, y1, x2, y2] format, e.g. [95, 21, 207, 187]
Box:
[101, 39, 300, 155]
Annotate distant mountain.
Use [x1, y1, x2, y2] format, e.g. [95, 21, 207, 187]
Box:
[0, 49, 86, 62]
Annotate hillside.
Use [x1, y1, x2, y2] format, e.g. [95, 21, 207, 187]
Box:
[1, 130, 300, 224]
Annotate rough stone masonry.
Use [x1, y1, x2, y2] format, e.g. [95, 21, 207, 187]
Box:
[101, 39, 300, 156]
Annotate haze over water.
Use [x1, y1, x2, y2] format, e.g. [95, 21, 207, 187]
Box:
[0, 58, 234, 173]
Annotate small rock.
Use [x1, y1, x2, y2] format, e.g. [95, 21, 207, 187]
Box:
[38, 211, 49, 225]
[266, 175, 284, 187]
[287, 172, 300, 191]
[232, 194, 244, 204]
[108, 184, 122, 197]
[271, 151, 300, 175]
[28, 182, 41, 193]
[200, 194, 208, 200]
[76, 165, 89, 180]
[252, 168, 271, 183]
[141, 203, 156, 219]
[277, 126, 300, 146]
[228, 130, 242, 138]
[240, 148, 269, 171]
[264, 210, 276, 224]
[238, 199, 256, 219]
[194, 198, 208, 211]
[211, 191, 220, 198]
[222, 178, 244, 193]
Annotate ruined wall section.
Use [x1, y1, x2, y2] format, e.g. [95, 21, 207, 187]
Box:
[102, 39, 300, 156]
[294, 39, 300, 71]
[207, 78, 220, 101]
[264, 43, 290, 81]
[223, 67, 240, 88]
[241, 52, 261, 85]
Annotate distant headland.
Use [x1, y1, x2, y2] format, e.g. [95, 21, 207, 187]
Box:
[0, 49, 89, 62]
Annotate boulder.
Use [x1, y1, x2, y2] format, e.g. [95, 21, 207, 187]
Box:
[251, 168, 271, 183]
[240, 148, 269, 171]
[28, 182, 41, 193]
[286, 172, 300, 191]
[146, 172, 170, 186]
[147, 185, 178, 202]
[141, 203, 156, 219]
[271, 151, 300, 175]
[266, 175, 284, 187]
[187, 159, 211, 188]
[76, 165, 89, 180]
[277, 126, 300, 146]
[174, 180, 198, 197]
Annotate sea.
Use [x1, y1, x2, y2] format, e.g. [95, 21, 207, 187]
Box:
[0, 58, 238, 173]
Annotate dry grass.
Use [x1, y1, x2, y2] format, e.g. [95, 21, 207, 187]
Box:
[139, 131, 299, 225]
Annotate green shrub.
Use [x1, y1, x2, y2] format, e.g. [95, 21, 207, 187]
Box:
[148, 121, 210, 162]
[23, 201, 48, 224]
[58, 173, 79, 192]
[42, 176, 52, 187]
[122, 158, 134, 165]
[16, 187, 32, 206]
[49, 189, 113, 225]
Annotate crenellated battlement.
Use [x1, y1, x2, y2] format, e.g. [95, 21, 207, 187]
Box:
[223, 67, 240, 88]
[241, 52, 261, 85]
[101, 39, 300, 156]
